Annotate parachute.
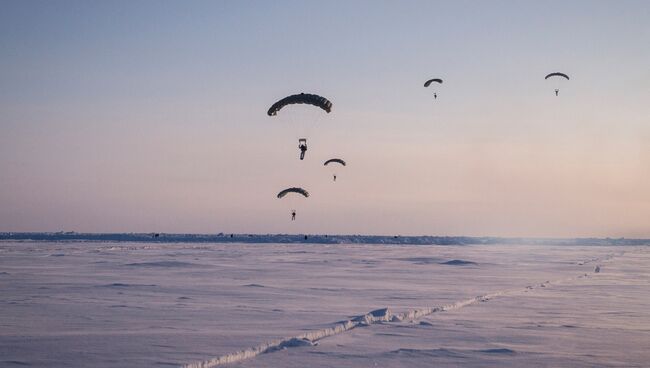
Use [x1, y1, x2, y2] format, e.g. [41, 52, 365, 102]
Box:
[268, 93, 333, 160]
[324, 158, 346, 182]
[267, 93, 332, 116]
[324, 158, 346, 166]
[424, 78, 443, 87]
[277, 187, 309, 199]
[545, 72, 569, 96]
[544, 72, 569, 80]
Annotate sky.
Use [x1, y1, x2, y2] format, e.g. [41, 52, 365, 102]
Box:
[1, 0, 649, 237]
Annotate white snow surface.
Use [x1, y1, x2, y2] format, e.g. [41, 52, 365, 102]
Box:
[1, 241, 649, 367]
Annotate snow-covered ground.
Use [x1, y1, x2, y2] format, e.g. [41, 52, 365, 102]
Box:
[1, 241, 648, 367]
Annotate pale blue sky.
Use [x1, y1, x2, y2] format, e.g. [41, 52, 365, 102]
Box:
[1, 1, 649, 236]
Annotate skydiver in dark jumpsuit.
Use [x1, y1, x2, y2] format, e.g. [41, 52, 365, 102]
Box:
[291, 210, 296, 221]
[299, 142, 307, 160]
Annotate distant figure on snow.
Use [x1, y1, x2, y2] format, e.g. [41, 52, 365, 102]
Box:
[291, 210, 296, 221]
[434, 93, 437, 99]
[595, 265, 600, 273]
[333, 174, 337, 182]
[298, 139, 307, 160]
[555, 89, 559, 96]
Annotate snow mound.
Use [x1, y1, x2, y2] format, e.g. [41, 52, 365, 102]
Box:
[98, 283, 156, 288]
[479, 348, 516, 354]
[440, 259, 477, 266]
[124, 261, 202, 268]
[270, 338, 315, 351]
[391, 348, 465, 358]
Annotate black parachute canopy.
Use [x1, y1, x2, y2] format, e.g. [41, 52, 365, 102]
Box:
[424, 78, 443, 87]
[267, 93, 332, 116]
[324, 158, 346, 166]
[277, 187, 309, 199]
[544, 72, 569, 80]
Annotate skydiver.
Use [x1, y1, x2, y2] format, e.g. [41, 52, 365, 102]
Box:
[555, 89, 559, 96]
[434, 93, 437, 99]
[333, 174, 337, 182]
[299, 141, 307, 160]
[291, 210, 296, 221]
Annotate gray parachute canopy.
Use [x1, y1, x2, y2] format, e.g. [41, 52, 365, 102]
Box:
[544, 72, 569, 80]
[324, 158, 346, 166]
[267, 93, 333, 116]
[424, 78, 443, 87]
[277, 187, 309, 199]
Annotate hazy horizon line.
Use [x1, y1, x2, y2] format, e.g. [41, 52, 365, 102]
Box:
[2, 231, 647, 243]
